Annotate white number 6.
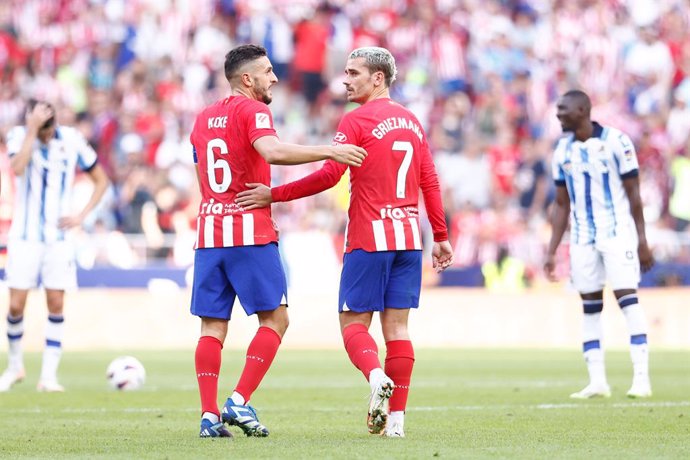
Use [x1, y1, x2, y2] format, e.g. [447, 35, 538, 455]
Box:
[207, 138, 231, 193]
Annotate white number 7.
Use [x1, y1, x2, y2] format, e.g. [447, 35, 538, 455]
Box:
[393, 141, 413, 198]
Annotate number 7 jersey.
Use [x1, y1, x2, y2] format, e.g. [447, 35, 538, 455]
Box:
[190, 96, 279, 248]
[273, 97, 448, 253]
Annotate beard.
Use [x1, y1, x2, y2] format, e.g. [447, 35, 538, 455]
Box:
[259, 88, 272, 105]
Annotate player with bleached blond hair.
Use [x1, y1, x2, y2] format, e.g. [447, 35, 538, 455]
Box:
[237, 46, 454, 437]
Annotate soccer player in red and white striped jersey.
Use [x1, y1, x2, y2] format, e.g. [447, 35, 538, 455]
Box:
[236, 47, 454, 438]
[189, 44, 366, 439]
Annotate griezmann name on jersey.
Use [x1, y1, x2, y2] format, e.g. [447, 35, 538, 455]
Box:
[273, 98, 448, 253]
[190, 96, 279, 249]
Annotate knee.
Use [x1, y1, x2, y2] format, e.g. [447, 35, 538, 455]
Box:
[46, 299, 64, 315]
[275, 315, 289, 337]
[8, 303, 25, 318]
[8, 297, 27, 317]
[200, 318, 229, 343]
[382, 323, 409, 342]
[44, 289, 65, 314]
[260, 309, 289, 338]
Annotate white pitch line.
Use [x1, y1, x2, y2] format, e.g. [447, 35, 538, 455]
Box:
[1, 401, 688, 415]
[411, 401, 690, 411]
[538, 401, 690, 409]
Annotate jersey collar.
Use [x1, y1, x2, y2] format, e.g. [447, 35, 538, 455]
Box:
[591, 121, 604, 139]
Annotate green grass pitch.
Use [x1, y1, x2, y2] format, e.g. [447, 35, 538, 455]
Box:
[1, 349, 688, 459]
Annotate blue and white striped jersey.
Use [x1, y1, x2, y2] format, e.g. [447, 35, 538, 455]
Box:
[551, 122, 639, 246]
[6, 125, 98, 243]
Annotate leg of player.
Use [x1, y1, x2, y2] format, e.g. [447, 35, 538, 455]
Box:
[0, 289, 29, 392]
[222, 306, 287, 437]
[219, 243, 288, 437]
[36, 289, 66, 392]
[340, 311, 394, 435]
[614, 289, 652, 398]
[197, 318, 233, 438]
[381, 308, 413, 438]
[570, 291, 611, 399]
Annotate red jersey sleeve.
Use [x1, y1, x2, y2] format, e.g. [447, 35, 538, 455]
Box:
[333, 112, 360, 146]
[419, 140, 448, 242]
[243, 99, 278, 144]
[272, 160, 347, 202]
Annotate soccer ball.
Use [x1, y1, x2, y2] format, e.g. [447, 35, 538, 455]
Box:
[106, 356, 146, 391]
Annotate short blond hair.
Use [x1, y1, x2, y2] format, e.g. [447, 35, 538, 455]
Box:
[348, 47, 397, 87]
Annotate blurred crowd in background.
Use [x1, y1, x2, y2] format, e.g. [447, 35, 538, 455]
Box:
[1, 0, 689, 285]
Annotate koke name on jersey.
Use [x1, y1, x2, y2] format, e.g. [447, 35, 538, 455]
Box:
[207, 116, 227, 129]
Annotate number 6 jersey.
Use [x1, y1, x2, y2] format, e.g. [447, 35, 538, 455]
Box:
[190, 96, 279, 248]
[272, 97, 448, 253]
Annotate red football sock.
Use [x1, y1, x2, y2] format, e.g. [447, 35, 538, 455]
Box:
[342, 323, 382, 380]
[234, 326, 282, 402]
[385, 340, 415, 412]
[195, 335, 223, 415]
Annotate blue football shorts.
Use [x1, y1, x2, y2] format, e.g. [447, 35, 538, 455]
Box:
[190, 243, 288, 320]
[338, 249, 422, 313]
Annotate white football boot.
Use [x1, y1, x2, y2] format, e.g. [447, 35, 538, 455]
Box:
[0, 368, 25, 392]
[626, 377, 652, 398]
[36, 380, 65, 392]
[384, 417, 405, 438]
[570, 382, 611, 399]
[368, 376, 394, 434]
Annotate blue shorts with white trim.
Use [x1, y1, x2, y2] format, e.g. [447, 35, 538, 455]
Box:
[190, 243, 287, 320]
[339, 249, 422, 313]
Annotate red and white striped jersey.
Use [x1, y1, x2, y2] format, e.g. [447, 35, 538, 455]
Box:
[432, 30, 467, 81]
[190, 96, 279, 249]
[272, 98, 448, 253]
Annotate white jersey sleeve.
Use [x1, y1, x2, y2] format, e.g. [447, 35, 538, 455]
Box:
[551, 136, 570, 185]
[608, 129, 639, 177]
[63, 127, 98, 171]
[6, 126, 26, 157]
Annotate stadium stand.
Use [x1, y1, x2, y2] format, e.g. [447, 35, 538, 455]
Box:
[1, 0, 689, 286]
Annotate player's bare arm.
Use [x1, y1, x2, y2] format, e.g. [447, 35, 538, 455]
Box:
[11, 103, 54, 175]
[622, 175, 655, 272]
[252, 135, 366, 166]
[59, 164, 110, 229]
[544, 186, 571, 281]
